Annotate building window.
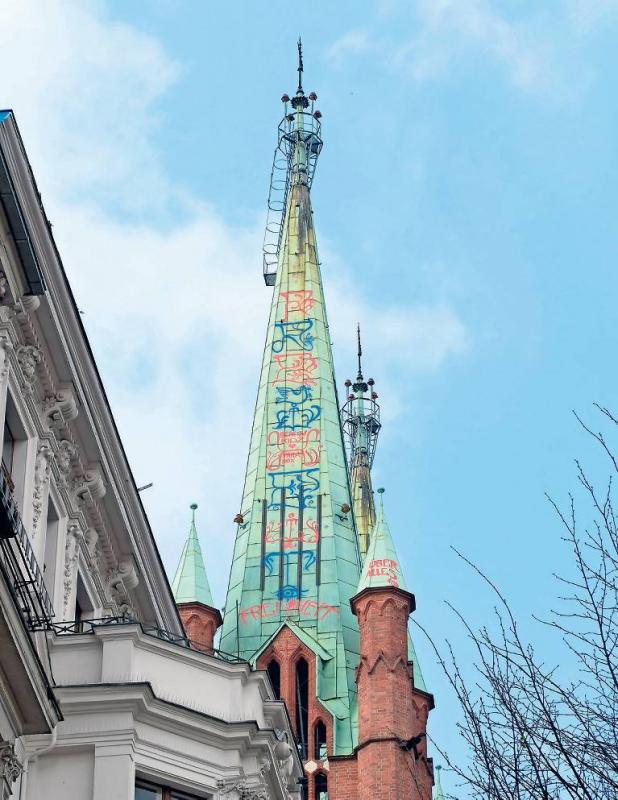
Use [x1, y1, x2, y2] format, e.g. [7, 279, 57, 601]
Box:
[135, 780, 203, 799]
[43, 500, 60, 603]
[1, 393, 29, 509]
[295, 657, 309, 760]
[315, 773, 328, 800]
[74, 572, 94, 630]
[314, 719, 327, 760]
[267, 658, 281, 698]
[2, 419, 14, 484]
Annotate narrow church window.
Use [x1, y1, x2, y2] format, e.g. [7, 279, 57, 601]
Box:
[267, 658, 281, 698]
[315, 772, 328, 800]
[314, 719, 327, 760]
[295, 657, 309, 759]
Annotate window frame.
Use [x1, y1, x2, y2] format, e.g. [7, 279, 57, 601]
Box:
[135, 779, 205, 800]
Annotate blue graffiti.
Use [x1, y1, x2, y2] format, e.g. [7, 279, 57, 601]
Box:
[274, 584, 309, 600]
[273, 385, 321, 431]
[266, 468, 320, 510]
[272, 319, 315, 353]
[262, 549, 317, 577]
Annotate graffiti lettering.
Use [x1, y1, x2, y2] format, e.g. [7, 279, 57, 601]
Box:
[239, 599, 339, 623]
[272, 386, 321, 431]
[271, 354, 318, 387]
[272, 319, 315, 353]
[264, 514, 320, 548]
[367, 558, 401, 587]
[267, 468, 320, 510]
[262, 549, 316, 576]
[267, 428, 321, 469]
[281, 290, 315, 320]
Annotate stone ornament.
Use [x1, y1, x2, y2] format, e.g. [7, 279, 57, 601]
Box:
[0, 334, 13, 380]
[62, 524, 80, 616]
[0, 741, 22, 790]
[16, 343, 41, 385]
[216, 778, 268, 800]
[45, 388, 78, 428]
[32, 441, 53, 536]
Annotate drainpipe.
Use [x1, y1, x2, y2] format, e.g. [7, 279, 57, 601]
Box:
[18, 726, 58, 800]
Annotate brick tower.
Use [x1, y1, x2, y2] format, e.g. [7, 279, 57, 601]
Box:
[349, 489, 434, 800]
[172, 503, 222, 652]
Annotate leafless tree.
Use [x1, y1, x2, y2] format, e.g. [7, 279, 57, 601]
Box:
[416, 404, 618, 799]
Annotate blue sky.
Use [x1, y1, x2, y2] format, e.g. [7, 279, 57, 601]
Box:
[2, 1, 618, 793]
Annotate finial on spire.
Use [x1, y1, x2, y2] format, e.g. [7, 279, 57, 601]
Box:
[357, 323, 364, 380]
[297, 37, 304, 94]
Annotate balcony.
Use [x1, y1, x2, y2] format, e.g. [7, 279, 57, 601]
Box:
[0, 466, 53, 629]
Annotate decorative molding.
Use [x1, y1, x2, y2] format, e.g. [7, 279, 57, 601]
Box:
[74, 466, 106, 507]
[0, 741, 22, 793]
[16, 343, 41, 386]
[0, 334, 13, 380]
[216, 778, 268, 800]
[63, 524, 80, 616]
[55, 438, 78, 480]
[45, 387, 78, 428]
[32, 440, 52, 536]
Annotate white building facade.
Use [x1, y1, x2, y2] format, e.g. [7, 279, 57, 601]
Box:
[0, 110, 302, 800]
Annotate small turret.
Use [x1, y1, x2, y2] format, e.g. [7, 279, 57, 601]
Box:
[171, 503, 222, 652]
[350, 490, 434, 800]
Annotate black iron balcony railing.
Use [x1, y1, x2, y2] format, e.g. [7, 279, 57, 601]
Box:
[50, 616, 246, 664]
[0, 467, 53, 629]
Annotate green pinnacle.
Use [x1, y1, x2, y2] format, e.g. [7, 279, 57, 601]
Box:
[171, 503, 215, 607]
[357, 488, 408, 593]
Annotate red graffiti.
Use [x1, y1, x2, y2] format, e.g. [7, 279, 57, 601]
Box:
[280, 290, 315, 320]
[266, 428, 321, 470]
[367, 558, 401, 587]
[264, 514, 319, 548]
[271, 353, 318, 386]
[239, 599, 338, 623]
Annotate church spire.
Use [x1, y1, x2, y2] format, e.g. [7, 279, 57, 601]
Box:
[171, 503, 214, 606]
[342, 326, 381, 556]
[221, 45, 361, 756]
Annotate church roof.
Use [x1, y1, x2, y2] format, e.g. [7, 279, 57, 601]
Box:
[171, 504, 214, 607]
[357, 488, 407, 593]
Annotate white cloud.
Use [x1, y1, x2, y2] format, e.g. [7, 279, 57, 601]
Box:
[326, 31, 373, 66]
[0, 0, 467, 601]
[331, 0, 618, 98]
[412, 0, 550, 90]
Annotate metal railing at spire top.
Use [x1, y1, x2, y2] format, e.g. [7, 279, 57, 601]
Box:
[262, 58, 323, 286]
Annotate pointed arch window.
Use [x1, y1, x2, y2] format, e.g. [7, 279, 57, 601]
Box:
[267, 658, 281, 699]
[314, 719, 327, 760]
[295, 657, 309, 759]
[315, 772, 328, 800]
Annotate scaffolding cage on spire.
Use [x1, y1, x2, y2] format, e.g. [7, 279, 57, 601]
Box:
[262, 42, 323, 285]
[341, 331, 382, 471]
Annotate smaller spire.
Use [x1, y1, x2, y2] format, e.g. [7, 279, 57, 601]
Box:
[171, 503, 215, 606]
[434, 765, 445, 800]
[356, 488, 407, 593]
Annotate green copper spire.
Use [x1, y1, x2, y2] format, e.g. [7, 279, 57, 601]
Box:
[357, 488, 407, 593]
[221, 52, 361, 755]
[171, 504, 215, 607]
[434, 765, 445, 800]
